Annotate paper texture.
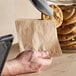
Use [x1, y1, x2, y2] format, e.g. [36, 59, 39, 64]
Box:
[15, 19, 62, 56]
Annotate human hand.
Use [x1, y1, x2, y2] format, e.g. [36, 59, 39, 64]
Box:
[2, 50, 52, 76]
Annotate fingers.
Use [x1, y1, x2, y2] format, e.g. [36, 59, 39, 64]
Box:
[36, 58, 52, 66]
[32, 50, 51, 59]
[31, 56, 52, 66]
[38, 50, 51, 59]
[31, 51, 52, 66]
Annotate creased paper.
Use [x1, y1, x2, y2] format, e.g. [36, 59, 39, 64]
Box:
[15, 19, 62, 56]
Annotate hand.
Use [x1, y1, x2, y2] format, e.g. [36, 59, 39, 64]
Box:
[2, 50, 52, 76]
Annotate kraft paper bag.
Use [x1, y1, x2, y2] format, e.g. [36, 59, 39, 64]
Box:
[15, 19, 62, 56]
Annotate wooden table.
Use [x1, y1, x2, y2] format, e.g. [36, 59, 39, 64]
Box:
[7, 44, 76, 76]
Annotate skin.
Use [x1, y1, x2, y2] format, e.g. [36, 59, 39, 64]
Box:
[2, 50, 52, 76]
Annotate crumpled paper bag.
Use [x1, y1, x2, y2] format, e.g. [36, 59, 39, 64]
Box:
[15, 19, 62, 56]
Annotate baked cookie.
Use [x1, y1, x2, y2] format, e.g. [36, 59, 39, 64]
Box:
[41, 5, 63, 28]
[63, 11, 76, 25]
[72, 28, 76, 33]
[58, 33, 76, 41]
[58, 23, 76, 35]
[61, 44, 76, 50]
[59, 5, 75, 20]
[60, 37, 76, 47]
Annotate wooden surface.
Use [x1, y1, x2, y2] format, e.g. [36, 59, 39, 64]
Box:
[8, 44, 76, 76]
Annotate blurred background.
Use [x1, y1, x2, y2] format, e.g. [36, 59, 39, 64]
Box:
[0, 0, 41, 44]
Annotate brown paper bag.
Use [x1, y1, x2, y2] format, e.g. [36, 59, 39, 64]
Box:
[15, 19, 62, 56]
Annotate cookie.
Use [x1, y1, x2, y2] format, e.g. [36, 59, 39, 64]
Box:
[58, 23, 76, 35]
[41, 5, 63, 28]
[60, 37, 76, 47]
[72, 28, 76, 33]
[63, 11, 76, 25]
[59, 5, 75, 20]
[61, 44, 76, 51]
[58, 33, 76, 41]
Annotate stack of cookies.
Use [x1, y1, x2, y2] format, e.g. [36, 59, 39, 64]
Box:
[41, 5, 63, 28]
[41, 5, 76, 50]
[58, 5, 76, 50]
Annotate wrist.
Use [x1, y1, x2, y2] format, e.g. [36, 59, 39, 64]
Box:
[2, 58, 18, 76]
